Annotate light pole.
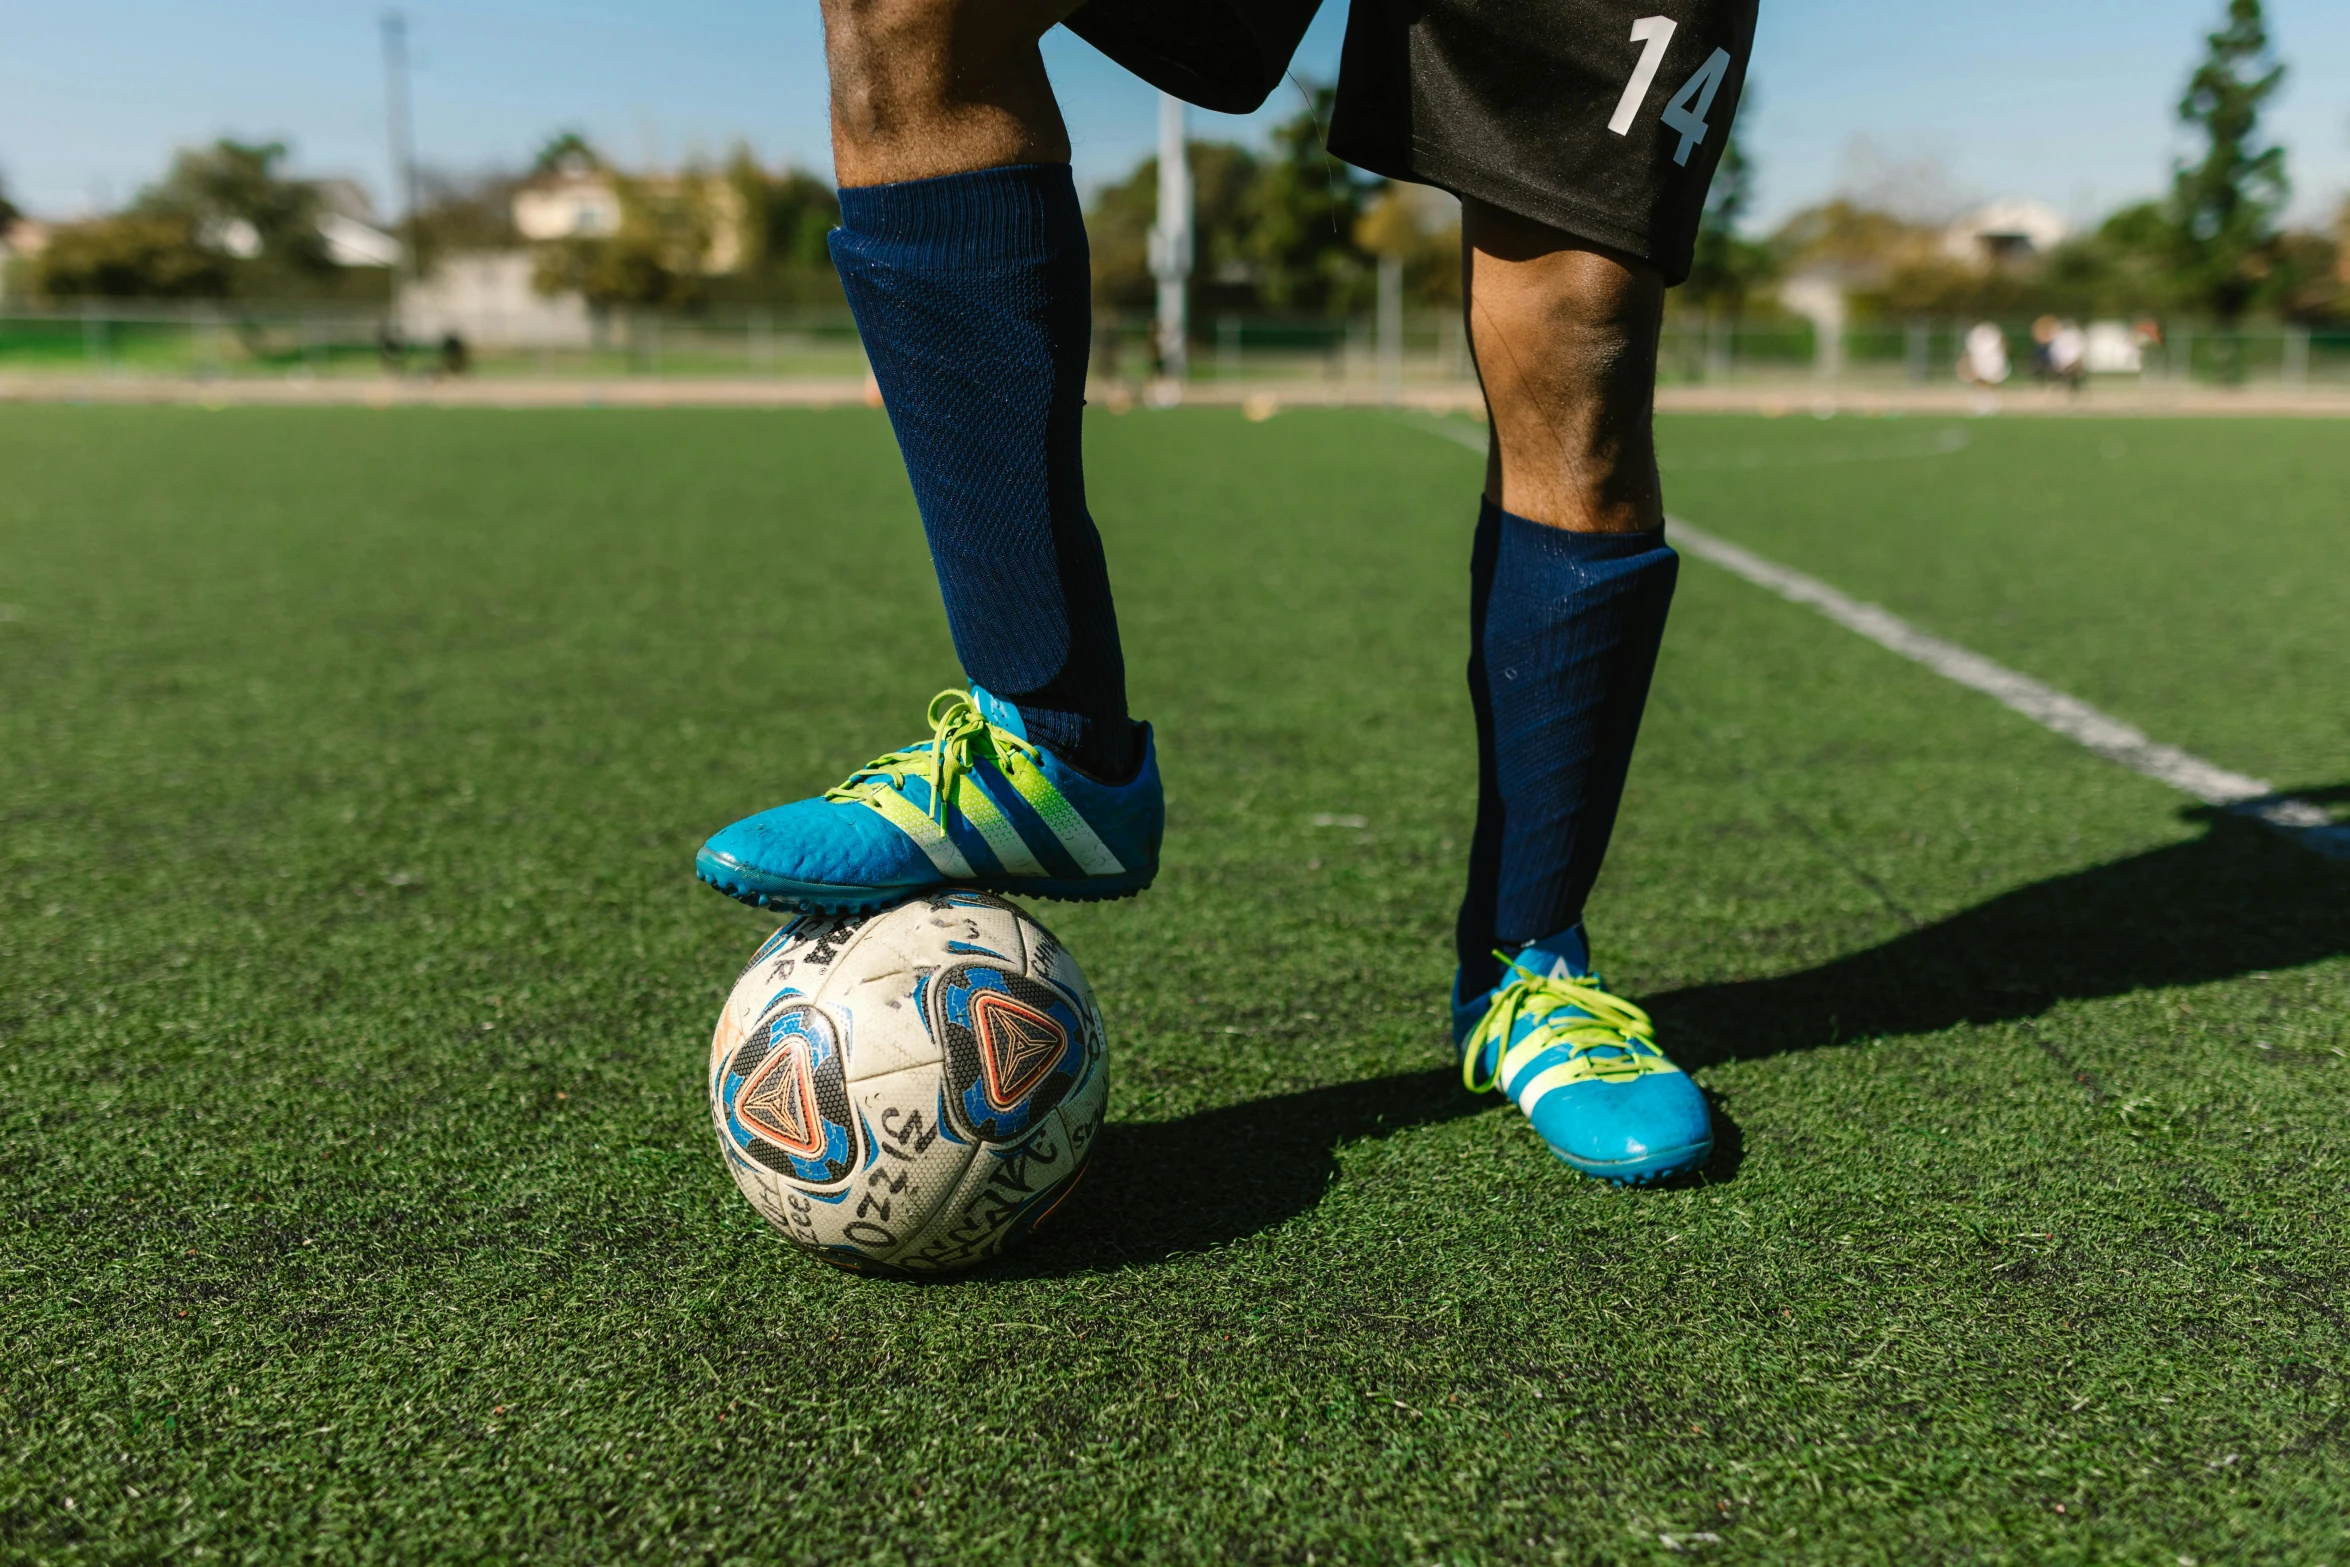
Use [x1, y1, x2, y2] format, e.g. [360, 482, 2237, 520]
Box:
[1147, 91, 1192, 386]
[1376, 252, 1402, 401]
[382, 11, 420, 310]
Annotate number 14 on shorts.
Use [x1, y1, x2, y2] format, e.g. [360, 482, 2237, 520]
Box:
[1607, 16, 1734, 166]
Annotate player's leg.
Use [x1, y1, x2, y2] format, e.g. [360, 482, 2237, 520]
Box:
[1449, 207, 1704, 1183]
[698, 0, 1162, 914]
[822, 0, 1133, 779]
[822, 0, 1077, 186]
[1463, 207, 1666, 535]
[1458, 210, 1673, 983]
[1329, 0, 1758, 1183]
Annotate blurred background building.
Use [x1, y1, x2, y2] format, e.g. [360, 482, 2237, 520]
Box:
[0, 0, 2342, 392]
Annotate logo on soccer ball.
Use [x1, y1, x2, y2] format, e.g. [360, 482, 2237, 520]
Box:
[930, 964, 1089, 1142]
[969, 990, 1068, 1112]
[716, 1001, 857, 1184]
[737, 1036, 826, 1156]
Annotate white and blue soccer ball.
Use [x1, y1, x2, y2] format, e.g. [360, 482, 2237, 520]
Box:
[708, 891, 1106, 1275]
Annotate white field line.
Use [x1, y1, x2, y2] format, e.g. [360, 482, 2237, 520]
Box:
[1411, 416, 2347, 859]
[1666, 519, 2344, 858]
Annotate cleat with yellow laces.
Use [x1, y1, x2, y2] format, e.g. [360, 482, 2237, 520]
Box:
[1453, 927, 1713, 1185]
[696, 687, 1160, 915]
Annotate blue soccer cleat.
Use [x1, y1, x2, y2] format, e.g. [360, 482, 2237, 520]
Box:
[1453, 927, 1713, 1185]
[697, 686, 1161, 915]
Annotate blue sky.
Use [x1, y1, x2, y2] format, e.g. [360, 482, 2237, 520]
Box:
[4, 0, 2345, 232]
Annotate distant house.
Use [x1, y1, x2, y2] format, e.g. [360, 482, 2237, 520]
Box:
[512, 170, 624, 242]
[3, 217, 53, 258]
[511, 165, 746, 274]
[1941, 199, 2070, 269]
[196, 180, 399, 268]
[319, 212, 400, 269]
[194, 211, 397, 268]
[312, 178, 401, 268]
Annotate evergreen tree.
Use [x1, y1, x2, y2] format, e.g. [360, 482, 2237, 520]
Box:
[2170, 0, 2288, 320]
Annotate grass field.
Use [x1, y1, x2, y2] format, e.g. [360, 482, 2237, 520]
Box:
[2, 404, 2345, 1564]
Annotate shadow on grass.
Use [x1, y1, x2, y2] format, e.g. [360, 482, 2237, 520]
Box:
[1649, 797, 2350, 1071]
[1005, 1066, 1486, 1276]
[1005, 798, 2344, 1273]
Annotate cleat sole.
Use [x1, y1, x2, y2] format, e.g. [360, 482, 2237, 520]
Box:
[1559, 1141, 1713, 1187]
[697, 866, 1155, 918]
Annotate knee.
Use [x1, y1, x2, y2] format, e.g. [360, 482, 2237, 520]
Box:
[1464, 199, 1666, 530]
[1464, 198, 1663, 388]
[821, 0, 1065, 128]
[820, 0, 961, 67]
[820, 0, 951, 130]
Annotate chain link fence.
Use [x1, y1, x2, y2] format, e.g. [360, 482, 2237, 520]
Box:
[4, 302, 2344, 390]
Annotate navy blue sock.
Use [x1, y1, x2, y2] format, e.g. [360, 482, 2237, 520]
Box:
[829, 165, 1133, 780]
[1457, 499, 1678, 995]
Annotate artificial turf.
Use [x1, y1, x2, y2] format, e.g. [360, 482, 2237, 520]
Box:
[1, 404, 2345, 1564]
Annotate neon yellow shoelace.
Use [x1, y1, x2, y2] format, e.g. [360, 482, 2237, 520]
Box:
[1461, 956, 1663, 1094]
[824, 689, 1038, 826]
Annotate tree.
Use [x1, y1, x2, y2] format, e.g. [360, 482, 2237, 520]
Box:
[141, 139, 334, 279]
[412, 168, 524, 269]
[1091, 90, 1430, 318]
[519, 136, 845, 309]
[30, 137, 380, 299]
[531, 132, 603, 178]
[2054, 202, 2185, 316]
[1088, 141, 1264, 312]
[698, 150, 846, 306]
[32, 214, 229, 298]
[727, 150, 839, 273]
[531, 175, 706, 309]
[2170, 0, 2288, 321]
[1353, 182, 1460, 309]
[1682, 133, 1774, 316]
[1239, 87, 1370, 312]
[2266, 225, 2343, 323]
[1770, 200, 1934, 278]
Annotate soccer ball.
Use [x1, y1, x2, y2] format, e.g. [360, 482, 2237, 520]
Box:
[708, 890, 1106, 1275]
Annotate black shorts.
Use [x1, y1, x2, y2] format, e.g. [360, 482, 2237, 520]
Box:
[1061, 0, 1758, 284]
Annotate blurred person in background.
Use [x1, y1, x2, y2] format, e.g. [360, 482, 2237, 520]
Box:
[1960, 321, 2012, 386]
[2031, 315, 2060, 385]
[2049, 320, 2086, 394]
